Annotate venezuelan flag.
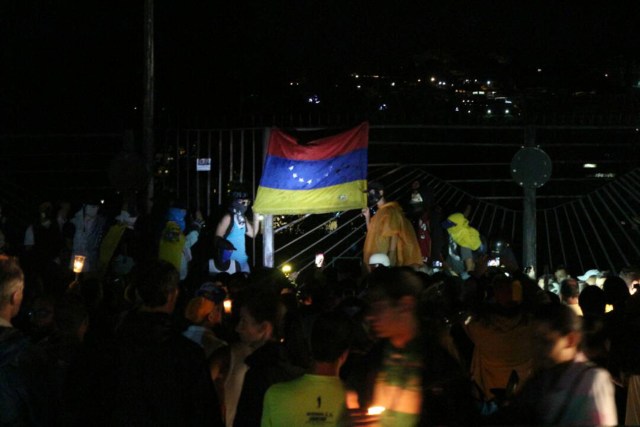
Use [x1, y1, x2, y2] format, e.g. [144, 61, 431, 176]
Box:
[253, 122, 369, 215]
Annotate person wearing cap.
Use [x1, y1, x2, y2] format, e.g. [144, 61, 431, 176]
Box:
[211, 182, 259, 275]
[577, 269, 602, 293]
[443, 212, 483, 280]
[183, 282, 228, 359]
[362, 181, 423, 271]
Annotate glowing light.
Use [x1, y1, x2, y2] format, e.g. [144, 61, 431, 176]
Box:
[583, 163, 598, 169]
[367, 406, 386, 416]
[537, 68, 542, 72]
[505, 109, 510, 114]
[487, 109, 492, 115]
[281, 264, 293, 275]
[72, 255, 85, 273]
[223, 299, 232, 314]
[390, 82, 396, 87]
[430, 76, 436, 82]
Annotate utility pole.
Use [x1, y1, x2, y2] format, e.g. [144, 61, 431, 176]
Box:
[510, 127, 552, 273]
[143, 0, 155, 213]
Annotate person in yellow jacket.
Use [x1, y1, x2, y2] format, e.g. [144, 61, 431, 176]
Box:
[362, 181, 423, 271]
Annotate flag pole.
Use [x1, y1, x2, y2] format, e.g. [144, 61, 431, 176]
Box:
[261, 128, 274, 267]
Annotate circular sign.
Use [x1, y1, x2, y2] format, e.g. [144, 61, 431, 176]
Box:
[510, 147, 552, 188]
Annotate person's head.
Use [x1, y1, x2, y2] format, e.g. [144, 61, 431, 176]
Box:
[235, 289, 283, 349]
[365, 267, 422, 346]
[226, 181, 251, 215]
[491, 274, 522, 308]
[133, 260, 180, 313]
[531, 303, 582, 369]
[554, 265, 569, 283]
[310, 310, 353, 365]
[37, 201, 54, 226]
[443, 212, 482, 251]
[578, 285, 606, 317]
[603, 276, 630, 307]
[0, 257, 25, 322]
[560, 278, 580, 303]
[83, 201, 101, 219]
[366, 181, 385, 207]
[166, 206, 187, 233]
[620, 266, 640, 294]
[185, 282, 226, 327]
[578, 269, 601, 286]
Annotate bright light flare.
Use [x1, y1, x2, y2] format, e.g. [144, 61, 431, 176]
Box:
[367, 406, 386, 416]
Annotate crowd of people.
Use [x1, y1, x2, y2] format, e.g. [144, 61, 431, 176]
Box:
[0, 180, 639, 426]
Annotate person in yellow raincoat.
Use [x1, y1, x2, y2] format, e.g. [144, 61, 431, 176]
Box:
[362, 181, 423, 271]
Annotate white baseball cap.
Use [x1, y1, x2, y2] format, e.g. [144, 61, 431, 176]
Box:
[368, 253, 390, 267]
[578, 269, 601, 281]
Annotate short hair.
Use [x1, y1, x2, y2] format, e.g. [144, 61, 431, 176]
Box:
[578, 285, 606, 316]
[240, 288, 283, 329]
[603, 276, 629, 306]
[0, 257, 24, 305]
[133, 260, 179, 308]
[310, 311, 353, 362]
[560, 278, 580, 299]
[184, 296, 215, 324]
[533, 302, 582, 336]
[366, 267, 423, 303]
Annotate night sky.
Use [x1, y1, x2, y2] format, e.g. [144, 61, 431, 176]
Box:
[1, 1, 639, 130]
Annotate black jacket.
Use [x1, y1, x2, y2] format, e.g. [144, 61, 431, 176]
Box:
[108, 311, 223, 426]
[233, 341, 304, 427]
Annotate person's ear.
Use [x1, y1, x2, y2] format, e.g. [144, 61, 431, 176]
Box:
[260, 321, 274, 340]
[565, 331, 582, 349]
[167, 287, 179, 305]
[9, 290, 18, 305]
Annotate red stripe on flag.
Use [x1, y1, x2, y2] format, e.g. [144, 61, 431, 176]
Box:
[267, 122, 369, 161]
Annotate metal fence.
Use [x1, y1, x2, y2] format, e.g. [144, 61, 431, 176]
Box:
[163, 124, 640, 276]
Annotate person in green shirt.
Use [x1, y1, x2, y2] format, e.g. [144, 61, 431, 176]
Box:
[261, 311, 353, 427]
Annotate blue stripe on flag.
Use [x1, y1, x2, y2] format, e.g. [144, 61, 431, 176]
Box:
[259, 148, 367, 191]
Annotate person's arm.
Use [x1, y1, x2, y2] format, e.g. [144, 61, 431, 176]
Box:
[245, 216, 259, 238]
[362, 208, 370, 230]
[215, 214, 232, 238]
[388, 235, 398, 266]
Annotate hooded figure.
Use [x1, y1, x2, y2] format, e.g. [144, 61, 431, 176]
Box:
[158, 206, 199, 281]
[210, 182, 259, 275]
[362, 181, 423, 270]
[444, 212, 482, 279]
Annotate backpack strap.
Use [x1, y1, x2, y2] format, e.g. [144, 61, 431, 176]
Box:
[549, 363, 596, 425]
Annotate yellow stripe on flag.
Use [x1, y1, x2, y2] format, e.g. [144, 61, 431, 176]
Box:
[253, 180, 367, 215]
